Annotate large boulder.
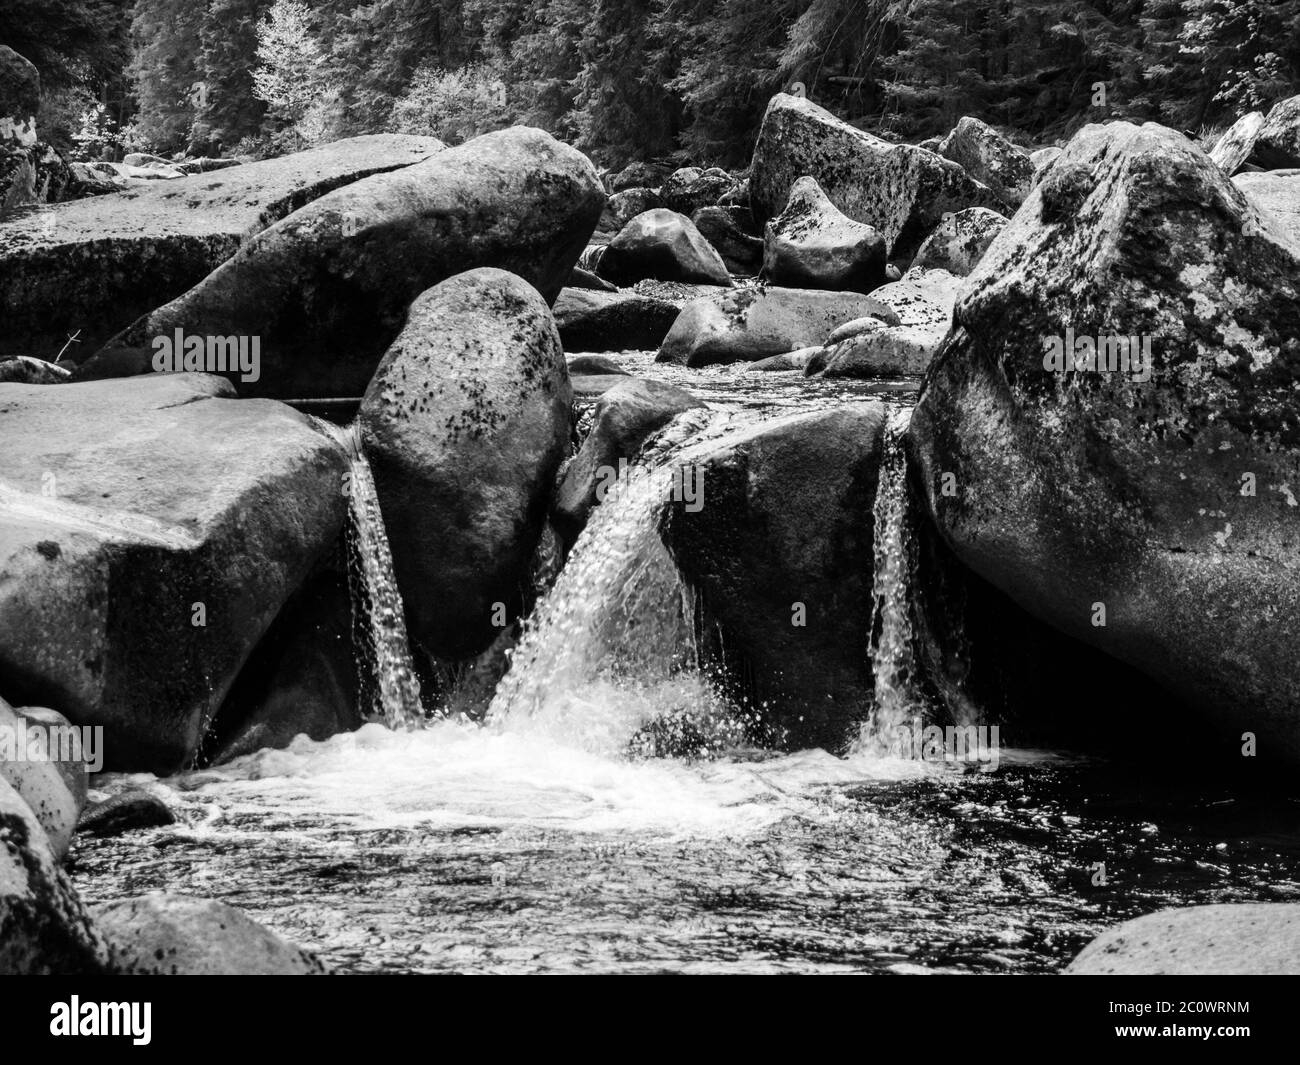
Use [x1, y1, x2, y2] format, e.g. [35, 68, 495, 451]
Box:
[76, 127, 603, 400]
[664, 405, 886, 750]
[359, 269, 572, 661]
[600, 187, 665, 234]
[762, 176, 887, 292]
[553, 287, 682, 352]
[910, 121, 1300, 766]
[554, 378, 704, 543]
[691, 206, 763, 275]
[1234, 169, 1300, 245]
[597, 208, 733, 287]
[660, 166, 732, 216]
[0, 698, 87, 861]
[91, 893, 327, 975]
[1209, 111, 1266, 175]
[1067, 904, 1300, 975]
[749, 93, 1002, 259]
[910, 206, 1009, 276]
[0, 776, 106, 974]
[937, 116, 1034, 208]
[1253, 94, 1300, 169]
[610, 160, 671, 192]
[1, 134, 446, 362]
[813, 267, 962, 378]
[657, 285, 899, 367]
[0, 374, 349, 772]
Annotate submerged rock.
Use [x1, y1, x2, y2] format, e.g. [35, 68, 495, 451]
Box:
[664, 405, 886, 750]
[78, 127, 604, 400]
[597, 209, 733, 287]
[749, 93, 1001, 258]
[91, 893, 327, 975]
[78, 788, 176, 838]
[0, 374, 349, 772]
[910, 120, 1300, 766]
[762, 176, 887, 292]
[657, 285, 899, 367]
[359, 269, 572, 661]
[1, 134, 445, 363]
[1067, 904, 1300, 975]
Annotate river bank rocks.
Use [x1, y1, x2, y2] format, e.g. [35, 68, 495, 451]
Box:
[0, 776, 106, 974]
[762, 176, 887, 292]
[1067, 904, 1300, 975]
[660, 166, 733, 216]
[1, 134, 445, 363]
[657, 285, 899, 367]
[936, 116, 1034, 209]
[664, 404, 886, 750]
[601, 187, 665, 234]
[359, 269, 572, 661]
[91, 893, 327, 975]
[597, 208, 733, 287]
[77, 127, 603, 400]
[692, 206, 763, 274]
[749, 93, 1002, 259]
[0, 698, 86, 861]
[910, 119, 1300, 767]
[0, 373, 349, 772]
[554, 286, 682, 351]
[910, 206, 1008, 276]
[554, 378, 704, 543]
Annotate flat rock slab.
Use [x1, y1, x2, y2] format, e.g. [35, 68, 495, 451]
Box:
[0, 134, 445, 361]
[1067, 904, 1300, 974]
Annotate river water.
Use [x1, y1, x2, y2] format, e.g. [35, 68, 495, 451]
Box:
[70, 354, 1300, 974]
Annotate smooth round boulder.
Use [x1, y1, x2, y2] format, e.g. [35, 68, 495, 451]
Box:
[359, 268, 572, 661]
[598, 209, 733, 287]
[762, 176, 887, 293]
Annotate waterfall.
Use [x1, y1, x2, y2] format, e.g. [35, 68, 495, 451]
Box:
[337, 424, 424, 730]
[854, 406, 926, 756]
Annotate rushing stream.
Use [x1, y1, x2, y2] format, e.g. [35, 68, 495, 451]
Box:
[70, 361, 1300, 974]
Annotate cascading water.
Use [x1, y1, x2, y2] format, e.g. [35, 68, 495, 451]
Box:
[337, 424, 424, 730]
[854, 406, 926, 756]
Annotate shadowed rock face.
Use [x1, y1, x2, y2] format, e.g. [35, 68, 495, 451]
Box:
[664, 404, 886, 751]
[0, 134, 446, 362]
[359, 269, 573, 662]
[1254, 94, 1300, 170]
[597, 208, 733, 287]
[910, 120, 1300, 767]
[0, 374, 349, 772]
[78, 127, 604, 401]
[749, 94, 1002, 260]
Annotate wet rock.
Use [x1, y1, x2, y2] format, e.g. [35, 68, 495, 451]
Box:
[554, 378, 704, 542]
[664, 405, 886, 750]
[2, 134, 445, 362]
[92, 893, 327, 975]
[0, 699, 87, 861]
[597, 209, 733, 287]
[78, 788, 176, 838]
[692, 205, 763, 275]
[568, 265, 616, 291]
[660, 166, 732, 216]
[1253, 94, 1300, 169]
[554, 287, 683, 351]
[910, 120, 1300, 766]
[1067, 904, 1300, 975]
[630, 278, 731, 308]
[746, 346, 821, 372]
[749, 93, 1001, 259]
[1210, 111, 1266, 175]
[567, 354, 628, 376]
[0, 776, 107, 974]
[578, 244, 607, 272]
[658, 285, 899, 367]
[762, 176, 887, 292]
[0, 373, 349, 772]
[937, 116, 1034, 208]
[601, 187, 665, 234]
[911, 206, 1008, 276]
[570, 373, 637, 400]
[0, 356, 70, 384]
[359, 269, 572, 661]
[78, 128, 602, 400]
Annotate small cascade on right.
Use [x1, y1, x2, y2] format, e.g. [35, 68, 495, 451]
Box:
[853, 405, 926, 757]
[338, 424, 425, 730]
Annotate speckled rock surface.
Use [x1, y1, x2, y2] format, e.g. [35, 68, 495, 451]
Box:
[763, 176, 887, 292]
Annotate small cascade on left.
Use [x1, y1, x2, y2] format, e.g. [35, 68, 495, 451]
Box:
[336, 422, 424, 730]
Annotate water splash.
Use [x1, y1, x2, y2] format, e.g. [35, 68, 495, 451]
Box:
[854, 406, 926, 755]
[337, 424, 424, 730]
